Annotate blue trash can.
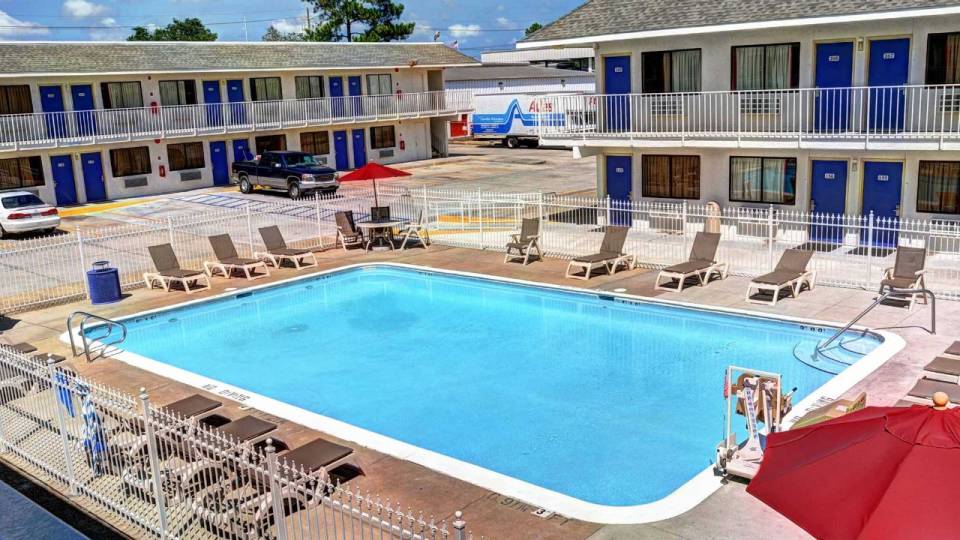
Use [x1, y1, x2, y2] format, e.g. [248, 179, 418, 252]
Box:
[86, 261, 122, 305]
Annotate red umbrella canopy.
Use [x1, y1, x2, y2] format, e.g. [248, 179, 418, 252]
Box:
[747, 403, 960, 540]
[337, 162, 412, 182]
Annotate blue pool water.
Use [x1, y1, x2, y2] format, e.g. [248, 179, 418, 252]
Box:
[113, 266, 880, 506]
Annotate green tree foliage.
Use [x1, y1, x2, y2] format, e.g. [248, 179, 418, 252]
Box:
[128, 18, 217, 41]
[303, 0, 414, 42]
[524, 22, 543, 37]
[262, 26, 305, 41]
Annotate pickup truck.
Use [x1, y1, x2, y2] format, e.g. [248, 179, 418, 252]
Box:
[232, 151, 339, 199]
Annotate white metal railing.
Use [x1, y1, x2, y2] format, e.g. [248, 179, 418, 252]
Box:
[1, 185, 959, 314]
[0, 345, 477, 539]
[0, 90, 472, 152]
[535, 84, 960, 147]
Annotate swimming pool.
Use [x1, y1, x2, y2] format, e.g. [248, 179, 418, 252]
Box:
[86, 264, 900, 523]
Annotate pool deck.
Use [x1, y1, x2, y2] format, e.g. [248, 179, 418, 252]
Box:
[2, 243, 955, 540]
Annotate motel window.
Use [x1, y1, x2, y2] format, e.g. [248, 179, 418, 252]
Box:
[0, 156, 44, 190]
[167, 142, 205, 171]
[109, 146, 151, 177]
[295, 76, 324, 99]
[300, 131, 330, 155]
[729, 157, 797, 204]
[101, 81, 144, 109]
[926, 32, 960, 84]
[366, 74, 393, 96]
[641, 49, 701, 93]
[250, 77, 282, 101]
[255, 134, 287, 155]
[158, 80, 198, 106]
[369, 126, 396, 149]
[641, 155, 700, 199]
[917, 160, 960, 214]
[731, 43, 800, 90]
[0, 85, 33, 115]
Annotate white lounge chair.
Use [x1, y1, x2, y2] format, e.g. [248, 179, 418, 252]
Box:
[655, 232, 727, 292]
[504, 218, 542, 265]
[746, 249, 816, 305]
[565, 226, 634, 280]
[880, 246, 927, 310]
[144, 244, 212, 294]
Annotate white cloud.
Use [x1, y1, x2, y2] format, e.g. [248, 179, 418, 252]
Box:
[100, 17, 116, 26]
[448, 23, 480, 38]
[271, 19, 304, 34]
[0, 10, 49, 37]
[495, 17, 512, 28]
[63, 0, 107, 18]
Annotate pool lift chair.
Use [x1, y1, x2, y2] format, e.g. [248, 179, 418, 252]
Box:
[715, 366, 795, 480]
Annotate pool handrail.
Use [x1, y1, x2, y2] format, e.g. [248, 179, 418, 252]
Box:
[67, 311, 127, 363]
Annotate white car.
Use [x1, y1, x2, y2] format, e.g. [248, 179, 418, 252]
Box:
[0, 191, 60, 238]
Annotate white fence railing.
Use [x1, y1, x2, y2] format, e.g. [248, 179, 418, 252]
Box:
[0, 345, 476, 539]
[0, 90, 473, 152]
[1, 186, 959, 314]
[536, 85, 960, 147]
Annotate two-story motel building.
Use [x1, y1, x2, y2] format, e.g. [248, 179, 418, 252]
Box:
[523, 0, 960, 222]
[0, 41, 476, 205]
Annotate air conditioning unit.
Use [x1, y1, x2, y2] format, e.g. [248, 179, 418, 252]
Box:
[179, 170, 203, 182]
[378, 149, 395, 158]
[123, 176, 149, 188]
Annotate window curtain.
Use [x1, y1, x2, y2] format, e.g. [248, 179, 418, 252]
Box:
[765, 45, 792, 90]
[947, 34, 960, 85]
[184, 143, 204, 169]
[0, 157, 41, 189]
[0, 85, 33, 115]
[672, 156, 700, 198]
[918, 161, 960, 213]
[111, 147, 150, 176]
[671, 50, 701, 92]
[296, 77, 323, 99]
[762, 158, 787, 203]
[730, 157, 762, 201]
[253, 78, 282, 101]
[301, 131, 329, 155]
[642, 155, 671, 197]
[735, 47, 765, 90]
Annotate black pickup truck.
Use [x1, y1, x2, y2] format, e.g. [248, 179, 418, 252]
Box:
[231, 151, 339, 198]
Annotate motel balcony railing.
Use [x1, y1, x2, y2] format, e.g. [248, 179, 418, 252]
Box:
[0, 89, 473, 152]
[535, 84, 960, 149]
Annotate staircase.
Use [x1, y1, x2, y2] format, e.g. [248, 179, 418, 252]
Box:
[793, 334, 872, 375]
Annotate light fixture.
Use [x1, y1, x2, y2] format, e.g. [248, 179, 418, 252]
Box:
[560, 79, 566, 88]
[497, 81, 504, 91]
[857, 37, 865, 51]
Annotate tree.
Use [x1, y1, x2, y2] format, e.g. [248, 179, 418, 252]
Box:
[303, 0, 414, 42]
[128, 18, 217, 41]
[524, 22, 543, 37]
[262, 26, 305, 41]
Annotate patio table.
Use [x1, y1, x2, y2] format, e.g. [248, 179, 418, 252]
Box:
[356, 219, 406, 251]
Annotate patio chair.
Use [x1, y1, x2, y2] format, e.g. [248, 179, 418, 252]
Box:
[790, 392, 866, 429]
[745, 249, 816, 306]
[205, 234, 270, 281]
[335, 211, 365, 251]
[905, 378, 960, 406]
[879, 246, 927, 310]
[144, 244, 212, 294]
[254, 226, 318, 269]
[564, 226, 635, 280]
[396, 210, 430, 250]
[655, 232, 727, 292]
[504, 218, 542, 265]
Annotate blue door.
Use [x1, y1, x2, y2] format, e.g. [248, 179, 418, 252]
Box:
[50, 155, 78, 206]
[330, 77, 345, 117]
[348, 76, 362, 116]
[203, 81, 223, 127]
[868, 38, 910, 132]
[210, 141, 229, 186]
[810, 160, 848, 244]
[39, 85, 67, 139]
[80, 152, 107, 203]
[351, 128, 367, 168]
[603, 56, 631, 132]
[606, 155, 632, 226]
[70, 84, 96, 137]
[861, 161, 903, 248]
[814, 42, 854, 132]
[333, 130, 349, 170]
[226, 79, 245, 125]
[232, 139, 251, 162]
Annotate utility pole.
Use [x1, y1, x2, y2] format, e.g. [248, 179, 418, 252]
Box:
[242, 16, 248, 41]
[306, 7, 312, 31]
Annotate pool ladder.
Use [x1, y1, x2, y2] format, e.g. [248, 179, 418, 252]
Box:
[818, 286, 936, 353]
[67, 311, 127, 363]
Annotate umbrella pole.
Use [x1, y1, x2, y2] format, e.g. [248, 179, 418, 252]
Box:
[373, 179, 379, 207]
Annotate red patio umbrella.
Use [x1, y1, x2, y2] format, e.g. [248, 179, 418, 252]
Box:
[747, 395, 960, 540]
[337, 162, 412, 207]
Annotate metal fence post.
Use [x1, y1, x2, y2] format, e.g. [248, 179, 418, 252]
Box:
[605, 195, 612, 227]
[538, 191, 545, 246]
[167, 217, 175, 247]
[76, 227, 90, 300]
[477, 189, 484, 250]
[314, 192, 324, 246]
[139, 389, 168, 538]
[265, 440, 287, 540]
[48, 359, 78, 496]
[422, 185, 430, 235]
[246, 205, 255, 256]
[453, 510, 466, 540]
[767, 204, 775, 271]
[866, 211, 875, 287]
[681, 201, 689, 256]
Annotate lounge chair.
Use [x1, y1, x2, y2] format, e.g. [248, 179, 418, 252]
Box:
[924, 355, 960, 383]
[205, 234, 270, 281]
[655, 232, 727, 292]
[879, 246, 927, 310]
[335, 210, 364, 251]
[945, 341, 960, 358]
[790, 392, 866, 429]
[905, 378, 960, 406]
[254, 226, 318, 269]
[143, 244, 212, 294]
[396, 210, 430, 250]
[564, 226, 635, 280]
[504, 218, 542, 265]
[745, 249, 816, 306]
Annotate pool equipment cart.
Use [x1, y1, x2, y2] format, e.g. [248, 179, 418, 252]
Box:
[716, 366, 796, 480]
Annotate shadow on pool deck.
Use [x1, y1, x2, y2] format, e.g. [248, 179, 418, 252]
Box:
[1, 244, 954, 540]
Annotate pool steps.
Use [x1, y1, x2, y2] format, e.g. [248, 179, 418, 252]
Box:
[793, 336, 870, 375]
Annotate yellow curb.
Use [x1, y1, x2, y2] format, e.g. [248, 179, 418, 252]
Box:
[437, 215, 516, 224]
[60, 198, 156, 217]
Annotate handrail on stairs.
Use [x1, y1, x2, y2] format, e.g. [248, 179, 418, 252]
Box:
[67, 311, 127, 363]
[818, 286, 935, 353]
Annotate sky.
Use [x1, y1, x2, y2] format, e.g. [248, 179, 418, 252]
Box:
[0, 0, 583, 56]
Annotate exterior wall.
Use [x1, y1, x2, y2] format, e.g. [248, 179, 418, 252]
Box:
[445, 76, 595, 95]
[594, 146, 960, 220]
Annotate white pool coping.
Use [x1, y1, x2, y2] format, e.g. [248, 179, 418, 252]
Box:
[62, 262, 904, 524]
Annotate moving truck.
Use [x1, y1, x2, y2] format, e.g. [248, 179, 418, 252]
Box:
[470, 93, 573, 148]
